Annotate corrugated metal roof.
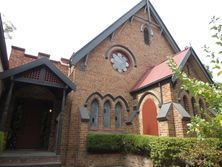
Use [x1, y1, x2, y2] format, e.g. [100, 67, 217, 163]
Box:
[131, 48, 190, 92]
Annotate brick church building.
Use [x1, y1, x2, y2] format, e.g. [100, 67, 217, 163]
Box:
[0, 0, 213, 166]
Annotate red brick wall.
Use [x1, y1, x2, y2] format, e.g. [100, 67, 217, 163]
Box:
[64, 8, 175, 166]
[9, 46, 69, 76]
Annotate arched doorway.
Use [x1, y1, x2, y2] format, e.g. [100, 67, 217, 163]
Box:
[142, 98, 158, 135]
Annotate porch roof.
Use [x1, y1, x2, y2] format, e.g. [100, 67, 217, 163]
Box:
[0, 57, 76, 93]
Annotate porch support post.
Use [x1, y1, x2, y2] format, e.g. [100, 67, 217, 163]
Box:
[0, 79, 14, 131]
[56, 87, 66, 154]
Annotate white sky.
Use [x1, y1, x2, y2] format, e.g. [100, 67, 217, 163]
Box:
[0, 0, 222, 81]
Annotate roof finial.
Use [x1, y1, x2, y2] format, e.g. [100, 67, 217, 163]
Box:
[146, 0, 151, 22]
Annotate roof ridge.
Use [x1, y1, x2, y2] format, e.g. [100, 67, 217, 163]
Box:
[155, 47, 190, 66]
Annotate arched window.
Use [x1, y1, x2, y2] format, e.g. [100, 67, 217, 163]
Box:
[191, 97, 198, 116]
[90, 100, 99, 128]
[115, 103, 122, 128]
[103, 101, 111, 128]
[144, 27, 150, 45]
[182, 95, 190, 114]
[199, 99, 205, 118]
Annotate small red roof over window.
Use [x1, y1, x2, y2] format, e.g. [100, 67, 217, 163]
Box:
[131, 48, 190, 92]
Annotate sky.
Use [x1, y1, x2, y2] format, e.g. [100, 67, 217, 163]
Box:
[0, 0, 221, 80]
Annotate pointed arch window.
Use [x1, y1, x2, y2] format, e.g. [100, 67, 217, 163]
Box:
[90, 100, 99, 128]
[115, 103, 122, 128]
[199, 99, 205, 118]
[191, 97, 198, 116]
[199, 99, 205, 110]
[103, 101, 111, 128]
[144, 27, 150, 45]
[182, 95, 190, 115]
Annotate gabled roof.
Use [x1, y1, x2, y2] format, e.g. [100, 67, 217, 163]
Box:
[0, 14, 9, 70]
[157, 102, 191, 121]
[70, 0, 180, 65]
[131, 48, 189, 92]
[126, 102, 191, 124]
[131, 47, 213, 93]
[0, 58, 76, 92]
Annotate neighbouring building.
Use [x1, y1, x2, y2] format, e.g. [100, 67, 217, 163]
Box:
[0, 0, 213, 167]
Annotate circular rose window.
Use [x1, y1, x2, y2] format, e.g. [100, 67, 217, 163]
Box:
[106, 45, 136, 74]
[110, 51, 130, 73]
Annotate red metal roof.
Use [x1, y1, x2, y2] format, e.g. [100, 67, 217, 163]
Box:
[131, 48, 190, 92]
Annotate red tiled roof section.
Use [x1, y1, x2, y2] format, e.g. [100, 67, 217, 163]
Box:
[131, 48, 190, 92]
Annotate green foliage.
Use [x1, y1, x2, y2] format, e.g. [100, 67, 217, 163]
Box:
[181, 139, 222, 167]
[87, 133, 123, 153]
[167, 17, 222, 140]
[168, 57, 222, 114]
[180, 141, 222, 167]
[168, 56, 222, 139]
[0, 131, 5, 152]
[204, 16, 222, 77]
[121, 134, 151, 155]
[147, 137, 194, 167]
[87, 133, 222, 167]
[188, 115, 222, 139]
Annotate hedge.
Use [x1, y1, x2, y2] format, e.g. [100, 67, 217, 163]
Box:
[87, 133, 222, 167]
[0, 131, 4, 152]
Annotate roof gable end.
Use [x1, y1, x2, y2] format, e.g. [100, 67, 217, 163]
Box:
[0, 58, 76, 92]
[70, 0, 180, 65]
[172, 47, 214, 84]
[131, 47, 213, 93]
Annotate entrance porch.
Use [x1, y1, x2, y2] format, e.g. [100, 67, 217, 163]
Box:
[0, 58, 75, 166]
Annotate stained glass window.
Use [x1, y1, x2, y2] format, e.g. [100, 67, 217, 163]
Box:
[103, 101, 110, 128]
[115, 103, 122, 128]
[90, 100, 99, 128]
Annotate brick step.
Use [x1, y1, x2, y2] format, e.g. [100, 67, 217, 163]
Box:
[0, 151, 61, 167]
[0, 162, 61, 167]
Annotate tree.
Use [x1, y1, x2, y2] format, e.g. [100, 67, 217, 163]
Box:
[168, 17, 222, 140]
[2, 14, 16, 39]
[204, 16, 222, 77]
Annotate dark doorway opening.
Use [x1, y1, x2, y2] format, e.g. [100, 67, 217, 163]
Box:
[7, 98, 53, 150]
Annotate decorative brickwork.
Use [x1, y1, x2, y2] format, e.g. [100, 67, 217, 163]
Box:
[9, 46, 69, 76]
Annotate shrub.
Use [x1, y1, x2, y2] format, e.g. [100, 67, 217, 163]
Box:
[87, 133, 123, 153]
[87, 133, 222, 167]
[179, 140, 222, 167]
[0, 131, 4, 152]
[121, 134, 151, 156]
